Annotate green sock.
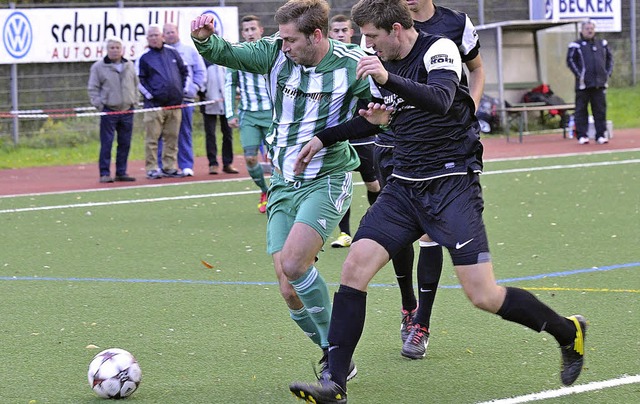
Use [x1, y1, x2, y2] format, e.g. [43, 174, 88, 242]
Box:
[289, 307, 322, 347]
[290, 266, 332, 348]
[247, 163, 268, 193]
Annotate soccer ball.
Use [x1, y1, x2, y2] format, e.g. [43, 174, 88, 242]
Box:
[88, 348, 142, 399]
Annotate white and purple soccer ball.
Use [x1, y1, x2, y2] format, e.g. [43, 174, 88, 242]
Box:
[88, 348, 141, 399]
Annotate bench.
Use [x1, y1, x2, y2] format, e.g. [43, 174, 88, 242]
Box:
[499, 103, 576, 143]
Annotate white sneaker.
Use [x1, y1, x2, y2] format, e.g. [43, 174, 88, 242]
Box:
[578, 137, 590, 145]
[182, 168, 194, 176]
[596, 137, 609, 144]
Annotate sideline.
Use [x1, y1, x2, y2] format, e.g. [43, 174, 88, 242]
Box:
[476, 374, 640, 403]
[1, 158, 639, 214]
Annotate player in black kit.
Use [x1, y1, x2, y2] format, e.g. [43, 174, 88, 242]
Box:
[289, 1, 586, 402]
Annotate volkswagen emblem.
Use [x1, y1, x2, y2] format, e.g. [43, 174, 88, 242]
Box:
[3, 11, 33, 59]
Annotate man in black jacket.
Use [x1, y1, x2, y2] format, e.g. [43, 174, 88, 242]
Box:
[137, 24, 189, 179]
[567, 20, 614, 145]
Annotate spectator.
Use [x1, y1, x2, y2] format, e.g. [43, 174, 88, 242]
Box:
[202, 59, 238, 176]
[160, 23, 207, 176]
[567, 19, 614, 145]
[328, 14, 381, 246]
[224, 15, 272, 213]
[88, 36, 138, 183]
[136, 24, 188, 179]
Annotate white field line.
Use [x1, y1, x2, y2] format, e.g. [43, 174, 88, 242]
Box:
[1, 158, 639, 215]
[476, 374, 640, 404]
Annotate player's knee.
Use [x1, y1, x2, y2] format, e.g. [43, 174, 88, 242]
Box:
[245, 155, 259, 167]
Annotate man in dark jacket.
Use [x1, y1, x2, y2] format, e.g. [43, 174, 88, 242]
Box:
[137, 24, 189, 179]
[567, 20, 614, 145]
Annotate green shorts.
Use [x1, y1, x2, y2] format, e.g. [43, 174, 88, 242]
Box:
[239, 110, 272, 153]
[266, 171, 353, 255]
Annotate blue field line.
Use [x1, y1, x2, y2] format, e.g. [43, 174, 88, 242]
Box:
[1, 262, 638, 288]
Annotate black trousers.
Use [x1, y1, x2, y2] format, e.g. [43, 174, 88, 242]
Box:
[574, 87, 607, 139]
[203, 113, 234, 167]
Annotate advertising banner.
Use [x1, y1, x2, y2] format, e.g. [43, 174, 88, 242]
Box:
[529, 0, 621, 32]
[0, 7, 238, 64]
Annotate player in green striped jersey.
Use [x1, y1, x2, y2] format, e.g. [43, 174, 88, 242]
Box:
[224, 15, 272, 214]
[192, 0, 381, 376]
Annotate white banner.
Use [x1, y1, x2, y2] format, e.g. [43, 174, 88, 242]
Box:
[0, 7, 238, 64]
[529, 0, 621, 32]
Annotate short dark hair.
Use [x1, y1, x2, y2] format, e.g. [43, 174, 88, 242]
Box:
[351, 0, 413, 33]
[330, 14, 351, 25]
[274, 0, 330, 36]
[241, 14, 262, 26]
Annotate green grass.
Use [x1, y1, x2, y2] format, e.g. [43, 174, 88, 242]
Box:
[1, 151, 639, 403]
[1, 85, 639, 170]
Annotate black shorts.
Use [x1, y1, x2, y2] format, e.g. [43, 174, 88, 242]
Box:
[353, 143, 378, 183]
[354, 173, 490, 266]
[373, 145, 394, 188]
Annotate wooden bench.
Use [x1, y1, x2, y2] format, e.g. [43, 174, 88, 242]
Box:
[499, 103, 576, 143]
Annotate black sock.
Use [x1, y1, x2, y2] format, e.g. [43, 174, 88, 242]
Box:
[414, 245, 443, 328]
[328, 285, 367, 389]
[392, 244, 416, 311]
[496, 287, 575, 346]
[367, 190, 380, 206]
[338, 208, 350, 235]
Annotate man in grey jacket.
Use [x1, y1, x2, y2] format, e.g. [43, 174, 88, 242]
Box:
[88, 36, 139, 183]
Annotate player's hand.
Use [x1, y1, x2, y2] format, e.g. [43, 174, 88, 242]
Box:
[356, 55, 388, 84]
[228, 118, 239, 128]
[293, 137, 324, 175]
[358, 102, 392, 126]
[191, 15, 216, 40]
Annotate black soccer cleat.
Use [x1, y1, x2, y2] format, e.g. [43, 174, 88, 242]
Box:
[318, 350, 357, 382]
[290, 375, 347, 404]
[560, 315, 588, 386]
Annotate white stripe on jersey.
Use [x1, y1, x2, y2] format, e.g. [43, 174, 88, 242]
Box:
[423, 38, 462, 81]
[461, 15, 479, 57]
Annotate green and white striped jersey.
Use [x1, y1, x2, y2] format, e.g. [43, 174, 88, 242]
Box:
[194, 33, 380, 181]
[224, 68, 272, 119]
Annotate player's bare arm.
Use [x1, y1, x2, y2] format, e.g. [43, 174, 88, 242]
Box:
[293, 103, 391, 175]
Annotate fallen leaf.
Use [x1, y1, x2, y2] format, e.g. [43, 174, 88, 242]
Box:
[201, 260, 214, 269]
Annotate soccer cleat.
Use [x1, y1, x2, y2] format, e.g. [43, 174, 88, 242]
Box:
[560, 315, 587, 386]
[578, 137, 590, 145]
[401, 324, 430, 359]
[318, 351, 357, 383]
[331, 233, 352, 248]
[596, 137, 609, 144]
[258, 192, 268, 214]
[400, 308, 417, 343]
[290, 375, 347, 404]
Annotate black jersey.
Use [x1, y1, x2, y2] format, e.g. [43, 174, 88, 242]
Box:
[414, 6, 480, 65]
[380, 32, 481, 181]
[376, 5, 480, 147]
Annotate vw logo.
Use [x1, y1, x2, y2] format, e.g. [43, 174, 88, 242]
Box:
[203, 10, 224, 37]
[3, 11, 32, 59]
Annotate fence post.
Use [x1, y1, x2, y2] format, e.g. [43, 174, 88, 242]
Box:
[9, 2, 19, 144]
